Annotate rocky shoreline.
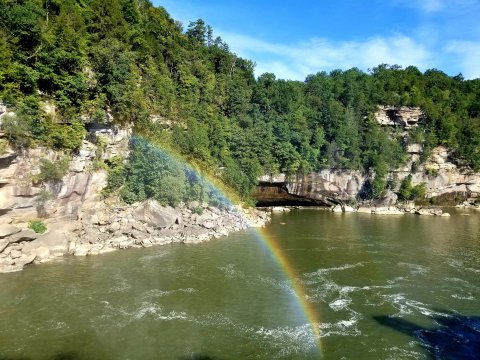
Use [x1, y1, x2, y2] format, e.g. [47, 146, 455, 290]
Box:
[0, 200, 270, 274]
[332, 204, 453, 216]
[0, 123, 272, 274]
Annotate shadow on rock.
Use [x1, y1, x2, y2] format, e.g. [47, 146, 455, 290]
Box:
[374, 310, 480, 360]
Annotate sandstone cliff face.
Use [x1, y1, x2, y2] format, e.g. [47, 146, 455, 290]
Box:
[0, 126, 130, 225]
[257, 171, 367, 206]
[375, 105, 426, 128]
[0, 125, 270, 273]
[256, 107, 480, 207]
[0, 125, 130, 272]
[256, 147, 479, 206]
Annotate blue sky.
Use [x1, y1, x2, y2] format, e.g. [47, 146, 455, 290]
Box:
[153, 0, 480, 80]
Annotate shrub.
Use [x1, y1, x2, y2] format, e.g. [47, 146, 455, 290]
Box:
[411, 183, 427, 199]
[0, 139, 8, 155]
[37, 156, 70, 184]
[46, 120, 86, 151]
[28, 219, 47, 234]
[425, 166, 439, 178]
[1, 114, 31, 148]
[399, 175, 427, 200]
[192, 206, 203, 215]
[399, 175, 413, 200]
[103, 156, 125, 196]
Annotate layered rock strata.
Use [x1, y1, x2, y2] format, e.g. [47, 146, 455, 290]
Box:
[0, 127, 270, 273]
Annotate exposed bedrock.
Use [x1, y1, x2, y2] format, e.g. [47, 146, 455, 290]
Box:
[255, 146, 480, 207]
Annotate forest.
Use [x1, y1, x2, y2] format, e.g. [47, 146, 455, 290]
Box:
[1, 0, 479, 205]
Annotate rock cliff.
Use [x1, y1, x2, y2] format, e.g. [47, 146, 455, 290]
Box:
[257, 146, 479, 207]
[0, 126, 270, 273]
[375, 105, 426, 128]
[256, 107, 480, 208]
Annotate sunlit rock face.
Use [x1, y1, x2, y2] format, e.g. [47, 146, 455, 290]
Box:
[375, 105, 426, 128]
[256, 146, 480, 206]
[256, 171, 366, 206]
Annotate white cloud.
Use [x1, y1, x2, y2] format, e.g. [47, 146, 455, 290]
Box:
[220, 32, 433, 80]
[444, 41, 480, 79]
[393, 0, 477, 13]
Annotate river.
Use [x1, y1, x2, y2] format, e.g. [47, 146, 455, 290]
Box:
[0, 209, 479, 359]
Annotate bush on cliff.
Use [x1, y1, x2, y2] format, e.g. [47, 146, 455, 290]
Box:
[28, 219, 47, 234]
[399, 175, 427, 201]
[36, 156, 70, 184]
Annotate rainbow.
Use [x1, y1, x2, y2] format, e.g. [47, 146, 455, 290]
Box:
[128, 136, 322, 356]
[254, 227, 323, 355]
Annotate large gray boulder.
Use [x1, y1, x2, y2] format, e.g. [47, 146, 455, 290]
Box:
[0, 225, 21, 239]
[134, 200, 180, 228]
[374, 190, 398, 207]
[22, 229, 70, 258]
[14, 253, 36, 268]
[8, 229, 38, 243]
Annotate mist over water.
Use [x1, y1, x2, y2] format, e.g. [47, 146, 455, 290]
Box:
[0, 209, 479, 359]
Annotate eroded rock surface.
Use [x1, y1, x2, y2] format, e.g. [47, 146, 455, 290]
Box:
[256, 145, 480, 209]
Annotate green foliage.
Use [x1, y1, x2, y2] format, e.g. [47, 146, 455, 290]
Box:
[105, 138, 230, 207]
[372, 159, 388, 198]
[411, 182, 427, 199]
[1, 114, 31, 149]
[425, 167, 439, 178]
[37, 189, 54, 203]
[45, 120, 86, 151]
[399, 175, 413, 200]
[28, 219, 47, 234]
[36, 156, 70, 184]
[191, 206, 204, 215]
[398, 175, 427, 200]
[0, 139, 8, 155]
[2, 0, 480, 204]
[103, 156, 126, 196]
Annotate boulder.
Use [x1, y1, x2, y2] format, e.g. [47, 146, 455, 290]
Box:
[108, 221, 121, 232]
[10, 249, 22, 259]
[201, 220, 216, 229]
[357, 207, 372, 214]
[134, 200, 180, 228]
[416, 208, 443, 216]
[98, 247, 116, 254]
[343, 205, 355, 212]
[87, 244, 104, 256]
[374, 190, 398, 207]
[140, 238, 152, 247]
[14, 253, 36, 268]
[0, 226, 21, 239]
[22, 229, 70, 257]
[373, 207, 404, 215]
[8, 229, 38, 243]
[34, 246, 51, 262]
[183, 228, 211, 244]
[0, 239, 8, 253]
[74, 245, 90, 256]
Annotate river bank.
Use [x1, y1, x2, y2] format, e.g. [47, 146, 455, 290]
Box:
[0, 200, 270, 273]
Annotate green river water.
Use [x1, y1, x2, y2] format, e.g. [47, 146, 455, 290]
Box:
[0, 209, 479, 359]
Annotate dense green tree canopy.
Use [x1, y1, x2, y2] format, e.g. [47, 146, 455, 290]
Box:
[0, 0, 479, 203]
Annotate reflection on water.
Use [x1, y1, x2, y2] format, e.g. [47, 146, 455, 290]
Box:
[0, 209, 479, 359]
